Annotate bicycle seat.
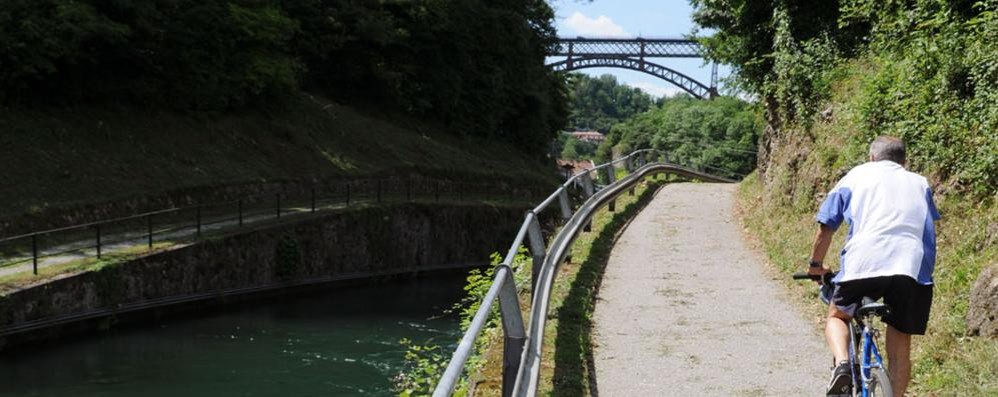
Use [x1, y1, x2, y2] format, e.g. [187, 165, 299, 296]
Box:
[857, 297, 891, 318]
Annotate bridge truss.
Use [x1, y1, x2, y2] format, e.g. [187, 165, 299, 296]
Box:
[548, 37, 718, 99]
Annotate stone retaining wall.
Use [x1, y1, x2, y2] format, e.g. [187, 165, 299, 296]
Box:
[0, 202, 529, 350]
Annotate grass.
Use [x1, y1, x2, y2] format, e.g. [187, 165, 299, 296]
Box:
[736, 172, 998, 396]
[0, 94, 557, 228]
[0, 242, 174, 294]
[467, 177, 663, 396]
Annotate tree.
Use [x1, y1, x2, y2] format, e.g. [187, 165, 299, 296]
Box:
[602, 96, 759, 179]
[565, 73, 654, 133]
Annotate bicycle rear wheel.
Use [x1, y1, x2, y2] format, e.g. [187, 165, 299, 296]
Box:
[867, 367, 893, 397]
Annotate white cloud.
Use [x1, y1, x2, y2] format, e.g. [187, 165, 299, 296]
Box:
[631, 82, 684, 98]
[563, 12, 628, 37]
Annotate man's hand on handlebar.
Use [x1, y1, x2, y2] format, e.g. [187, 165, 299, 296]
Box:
[806, 260, 828, 284]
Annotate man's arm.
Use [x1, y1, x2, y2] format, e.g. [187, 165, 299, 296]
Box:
[808, 223, 837, 278]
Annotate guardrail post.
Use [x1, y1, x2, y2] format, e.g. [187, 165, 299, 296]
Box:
[147, 214, 153, 249]
[497, 267, 526, 397]
[606, 166, 617, 212]
[581, 171, 594, 198]
[580, 172, 595, 232]
[95, 224, 102, 259]
[276, 193, 281, 218]
[196, 205, 202, 238]
[557, 188, 572, 220]
[311, 187, 316, 212]
[527, 214, 546, 295]
[32, 234, 38, 275]
[238, 200, 244, 226]
[346, 183, 352, 206]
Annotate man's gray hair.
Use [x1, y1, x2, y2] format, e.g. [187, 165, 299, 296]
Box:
[869, 136, 906, 165]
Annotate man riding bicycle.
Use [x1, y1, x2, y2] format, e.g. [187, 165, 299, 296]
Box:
[807, 136, 940, 397]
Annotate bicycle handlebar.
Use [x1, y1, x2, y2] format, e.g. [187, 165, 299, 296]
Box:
[791, 272, 836, 285]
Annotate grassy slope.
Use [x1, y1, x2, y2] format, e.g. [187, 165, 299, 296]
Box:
[0, 94, 556, 220]
[742, 59, 997, 396]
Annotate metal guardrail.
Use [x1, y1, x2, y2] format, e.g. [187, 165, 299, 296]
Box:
[0, 178, 541, 275]
[432, 149, 736, 397]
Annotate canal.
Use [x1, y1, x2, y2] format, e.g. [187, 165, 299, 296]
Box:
[0, 272, 469, 396]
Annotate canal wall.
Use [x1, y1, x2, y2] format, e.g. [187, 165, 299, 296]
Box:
[0, 202, 533, 350]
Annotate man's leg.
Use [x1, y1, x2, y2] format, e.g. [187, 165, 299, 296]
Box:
[826, 304, 851, 362]
[885, 325, 912, 397]
[825, 304, 854, 395]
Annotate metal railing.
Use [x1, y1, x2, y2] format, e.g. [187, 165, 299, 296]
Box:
[0, 178, 542, 275]
[432, 149, 736, 397]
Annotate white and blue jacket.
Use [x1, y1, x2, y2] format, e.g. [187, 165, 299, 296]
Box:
[816, 161, 940, 285]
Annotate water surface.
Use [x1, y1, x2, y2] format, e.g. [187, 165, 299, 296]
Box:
[0, 273, 468, 396]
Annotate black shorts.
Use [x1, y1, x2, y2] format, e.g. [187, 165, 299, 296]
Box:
[831, 275, 933, 335]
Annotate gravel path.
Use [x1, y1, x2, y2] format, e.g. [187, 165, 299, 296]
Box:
[593, 183, 828, 396]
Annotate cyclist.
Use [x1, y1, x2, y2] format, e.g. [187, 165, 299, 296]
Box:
[806, 136, 939, 397]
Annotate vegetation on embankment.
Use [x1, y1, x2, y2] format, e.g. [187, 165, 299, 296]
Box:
[694, 1, 998, 394]
[0, 0, 567, 230]
[1, 1, 566, 153]
[0, 95, 556, 226]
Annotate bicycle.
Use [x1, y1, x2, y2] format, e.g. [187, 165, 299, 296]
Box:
[793, 272, 894, 397]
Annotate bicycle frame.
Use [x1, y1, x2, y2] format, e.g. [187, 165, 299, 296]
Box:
[853, 316, 887, 397]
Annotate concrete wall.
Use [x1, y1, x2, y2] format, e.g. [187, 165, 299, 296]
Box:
[0, 202, 529, 350]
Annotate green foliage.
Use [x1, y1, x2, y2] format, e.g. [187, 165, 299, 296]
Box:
[851, 2, 998, 196]
[394, 248, 531, 396]
[602, 96, 760, 179]
[559, 135, 599, 160]
[0, 0, 299, 110]
[0, 0, 567, 156]
[692, 0, 997, 196]
[394, 339, 451, 397]
[691, 0, 864, 96]
[565, 73, 655, 133]
[696, 0, 998, 394]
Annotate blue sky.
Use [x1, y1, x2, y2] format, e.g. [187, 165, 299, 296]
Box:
[548, 0, 730, 97]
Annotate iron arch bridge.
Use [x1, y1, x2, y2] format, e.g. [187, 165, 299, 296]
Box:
[548, 37, 718, 99]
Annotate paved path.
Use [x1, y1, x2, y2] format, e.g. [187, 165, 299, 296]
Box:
[593, 183, 827, 396]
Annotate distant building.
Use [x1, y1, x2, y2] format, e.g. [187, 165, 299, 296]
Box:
[568, 130, 605, 143]
[556, 159, 596, 179]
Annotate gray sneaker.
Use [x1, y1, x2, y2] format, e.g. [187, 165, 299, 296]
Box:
[826, 361, 853, 396]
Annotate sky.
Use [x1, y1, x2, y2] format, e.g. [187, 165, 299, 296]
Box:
[547, 0, 730, 98]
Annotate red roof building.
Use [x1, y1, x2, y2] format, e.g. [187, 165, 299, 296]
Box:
[569, 131, 606, 143]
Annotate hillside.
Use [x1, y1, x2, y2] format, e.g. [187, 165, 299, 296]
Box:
[692, 1, 997, 395]
[0, 0, 568, 235]
[0, 95, 558, 234]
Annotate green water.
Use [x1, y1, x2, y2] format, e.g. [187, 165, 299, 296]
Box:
[0, 273, 468, 396]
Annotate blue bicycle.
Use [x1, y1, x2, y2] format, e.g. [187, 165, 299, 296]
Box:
[794, 272, 894, 397]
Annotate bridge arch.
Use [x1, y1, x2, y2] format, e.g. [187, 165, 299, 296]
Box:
[547, 37, 718, 99]
[548, 57, 716, 99]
